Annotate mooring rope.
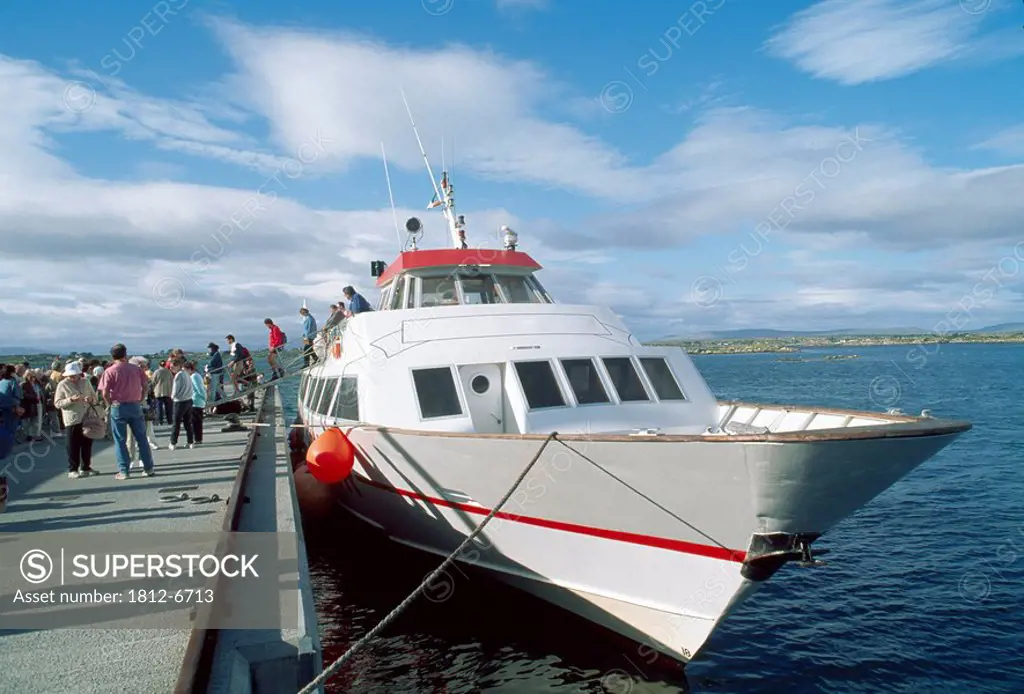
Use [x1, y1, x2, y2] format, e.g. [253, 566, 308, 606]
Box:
[296, 431, 559, 694]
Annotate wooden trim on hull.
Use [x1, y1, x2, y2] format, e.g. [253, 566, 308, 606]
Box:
[339, 409, 971, 444]
[721, 400, 919, 422]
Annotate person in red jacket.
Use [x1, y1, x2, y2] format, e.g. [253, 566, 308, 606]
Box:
[264, 318, 287, 380]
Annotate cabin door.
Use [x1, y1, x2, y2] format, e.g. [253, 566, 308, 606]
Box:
[458, 364, 504, 434]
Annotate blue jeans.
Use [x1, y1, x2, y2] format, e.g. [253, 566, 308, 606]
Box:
[110, 403, 154, 474]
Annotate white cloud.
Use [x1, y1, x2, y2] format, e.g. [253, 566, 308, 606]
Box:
[765, 0, 1008, 85]
[974, 124, 1024, 157]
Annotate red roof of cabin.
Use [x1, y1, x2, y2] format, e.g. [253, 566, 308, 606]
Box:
[376, 248, 542, 286]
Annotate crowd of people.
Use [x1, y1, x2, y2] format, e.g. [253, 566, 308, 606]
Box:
[0, 347, 208, 479]
[0, 286, 377, 485]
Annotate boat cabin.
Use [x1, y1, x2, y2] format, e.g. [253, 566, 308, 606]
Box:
[373, 248, 553, 310]
[300, 198, 720, 437]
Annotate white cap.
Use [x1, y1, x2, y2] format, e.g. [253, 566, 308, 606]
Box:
[92, 366, 104, 378]
[63, 362, 83, 377]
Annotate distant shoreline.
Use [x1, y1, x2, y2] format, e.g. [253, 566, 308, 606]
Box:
[4, 334, 1023, 360]
[647, 332, 1024, 355]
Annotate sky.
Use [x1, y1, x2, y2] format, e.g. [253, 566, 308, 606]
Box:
[1, 0, 1023, 352]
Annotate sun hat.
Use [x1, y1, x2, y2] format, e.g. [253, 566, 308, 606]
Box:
[63, 362, 83, 377]
[91, 366, 104, 378]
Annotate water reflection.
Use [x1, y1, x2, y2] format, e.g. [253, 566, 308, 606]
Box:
[304, 516, 692, 693]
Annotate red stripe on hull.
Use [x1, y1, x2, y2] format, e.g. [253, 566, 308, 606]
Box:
[352, 476, 747, 563]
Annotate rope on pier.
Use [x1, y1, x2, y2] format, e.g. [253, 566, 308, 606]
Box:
[296, 432, 559, 694]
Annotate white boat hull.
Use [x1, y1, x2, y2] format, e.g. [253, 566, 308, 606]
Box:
[299, 421, 965, 664]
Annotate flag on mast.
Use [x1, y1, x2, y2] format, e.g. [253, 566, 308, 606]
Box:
[427, 193, 442, 209]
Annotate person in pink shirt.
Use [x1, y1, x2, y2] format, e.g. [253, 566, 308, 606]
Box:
[264, 318, 287, 380]
[97, 343, 155, 479]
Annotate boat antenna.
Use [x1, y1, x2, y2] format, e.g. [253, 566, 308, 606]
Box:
[380, 142, 403, 251]
[400, 87, 460, 249]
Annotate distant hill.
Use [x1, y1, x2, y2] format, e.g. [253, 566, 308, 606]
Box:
[672, 327, 926, 340]
[975, 323, 1024, 334]
[0, 346, 49, 356]
[663, 323, 1023, 340]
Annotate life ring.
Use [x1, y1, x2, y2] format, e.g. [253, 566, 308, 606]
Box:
[331, 338, 342, 359]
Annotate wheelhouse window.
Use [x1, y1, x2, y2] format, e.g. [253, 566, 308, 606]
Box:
[405, 277, 417, 308]
[331, 377, 360, 420]
[412, 367, 463, 418]
[458, 272, 500, 304]
[377, 284, 392, 310]
[602, 357, 649, 402]
[530, 276, 553, 303]
[494, 274, 542, 304]
[391, 276, 409, 310]
[560, 358, 609, 404]
[514, 361, 566, 409]
[317, 378, 338, 415]
[639, 357, 686, 401]
[420, 276, 459, 307]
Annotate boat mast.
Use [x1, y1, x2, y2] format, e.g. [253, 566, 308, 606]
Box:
[400, 88, 460, 249]
[380, 142, 403, 252]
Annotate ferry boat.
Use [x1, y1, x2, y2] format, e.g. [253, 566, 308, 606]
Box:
[295, 146, 971, 666]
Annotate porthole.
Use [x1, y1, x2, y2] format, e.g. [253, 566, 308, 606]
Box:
[471, 374, 490, 394]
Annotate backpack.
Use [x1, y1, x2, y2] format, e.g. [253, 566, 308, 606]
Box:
[280, 331, 288, 345]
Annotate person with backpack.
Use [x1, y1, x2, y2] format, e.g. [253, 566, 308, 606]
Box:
[264, 318, 287, 380]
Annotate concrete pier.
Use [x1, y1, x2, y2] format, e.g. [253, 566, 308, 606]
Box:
[0, 386, 321, 694]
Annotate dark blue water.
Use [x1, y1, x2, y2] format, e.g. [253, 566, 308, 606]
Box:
[286, 343, 1024, 693]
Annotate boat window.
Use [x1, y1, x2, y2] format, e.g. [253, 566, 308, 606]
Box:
[331, 377, 360, 420]
[391, 276, 409, 310]
[377, 283, 392, 311]
[602, 357, 649, 402]
[412, 367, 463, 418]
[313, 378, 329, 413]
[560, 358, 609, 404]
[458, 273, 500, 304]
[494, 274, 542, 304]
[420, 276, 460, 307]
[514, 361, 566, 409]
[299, 373, 310, 401]
[639, 357, 686, 401]
[528, 276, 553, 303]
[305, 377, 321, 410]
[405, 277, 417, 308]
[317, 378, 338, 415]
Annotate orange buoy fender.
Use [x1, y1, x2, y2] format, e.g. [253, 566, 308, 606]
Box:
[305, 428, 355, 484]
[331, 338, 342, 359]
